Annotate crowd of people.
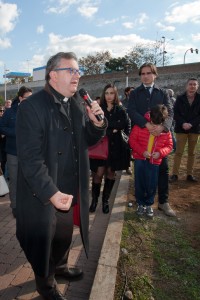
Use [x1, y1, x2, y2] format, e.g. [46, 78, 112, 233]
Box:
[0, 52, 199, 300]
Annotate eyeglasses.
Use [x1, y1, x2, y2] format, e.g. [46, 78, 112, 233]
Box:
[54, 67, 81, 76]
[0, 110, 5, 112]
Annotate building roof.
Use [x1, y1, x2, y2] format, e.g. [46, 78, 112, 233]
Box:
[3, 72, 31, 78]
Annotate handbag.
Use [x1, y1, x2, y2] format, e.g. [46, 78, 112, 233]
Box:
[0, 174, 9, 196]
[88, 136, 109, 160]
[121, 130, 129, 148]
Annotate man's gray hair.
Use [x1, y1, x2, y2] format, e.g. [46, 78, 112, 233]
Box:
[45, 52, 78, 82]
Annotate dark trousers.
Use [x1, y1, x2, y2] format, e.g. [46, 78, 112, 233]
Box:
[35, 209, 73, 294]
[158, 156, 169, 204]
[134, 159, 159, 206]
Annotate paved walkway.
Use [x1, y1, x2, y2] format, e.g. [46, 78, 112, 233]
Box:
[0, 172, 129, 300]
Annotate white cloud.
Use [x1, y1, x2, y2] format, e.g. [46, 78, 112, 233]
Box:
[138, 13, 148, 25]
[0, 1, 19, 35]
[156, 22, 175, 32]
[37, 25, 44, 34]
[192, 33, 200, 41]
[0, 37, 11, 49]
[46, 0, 79, 14]
[122, 22, 134, 29]
[97, 18, 118, 26]
[45, 32, 150, 59]
[46, 0, 100, 17]
[165, 0, 200, 24]
[122, 13, 148, 30]
[77, 5, 98, 18]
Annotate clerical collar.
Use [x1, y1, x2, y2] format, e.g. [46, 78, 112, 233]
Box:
[48, 84, 68, 103]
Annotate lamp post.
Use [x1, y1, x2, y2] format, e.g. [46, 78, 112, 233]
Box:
[4, 66, 9, 101]
[123, 61, 132, 87]
[183, 48, 199, 64]
[161, 36, 174, 67]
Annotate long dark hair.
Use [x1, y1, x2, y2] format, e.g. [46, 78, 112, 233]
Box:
[100, 83, 120, 106]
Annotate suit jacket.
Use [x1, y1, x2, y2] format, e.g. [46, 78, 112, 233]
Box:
[16, 85, 106, 276]
[127, 84, 173, 131]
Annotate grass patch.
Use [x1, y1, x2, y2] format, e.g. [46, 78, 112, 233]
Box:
[115, 204, 200, 300]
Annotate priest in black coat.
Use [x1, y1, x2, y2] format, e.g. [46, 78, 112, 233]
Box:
[16, 52, 107, 300]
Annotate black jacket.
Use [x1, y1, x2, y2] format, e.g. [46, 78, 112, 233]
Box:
[127, 84, 173, 131]
[174, 92, 200, 134]
[0, 97, 20, 156]
[90, 104, 130, 171]
[16, 86, 107, 277]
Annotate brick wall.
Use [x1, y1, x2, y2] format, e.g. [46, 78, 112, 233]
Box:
[0, 62, 200, 100]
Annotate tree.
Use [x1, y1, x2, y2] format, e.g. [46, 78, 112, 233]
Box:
[105, 57, 137, 72]
[79, 51, 112, 75]
[126, 42, 173, 67]
[0, 95, 4, 105]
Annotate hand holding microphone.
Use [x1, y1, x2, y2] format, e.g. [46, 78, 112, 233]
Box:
[79, 88, 104, 122]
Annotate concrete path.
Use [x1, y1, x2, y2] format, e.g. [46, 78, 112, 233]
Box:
[0, 172, 129, 299]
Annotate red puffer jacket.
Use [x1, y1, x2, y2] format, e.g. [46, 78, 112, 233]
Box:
[129, 125, 173, 165]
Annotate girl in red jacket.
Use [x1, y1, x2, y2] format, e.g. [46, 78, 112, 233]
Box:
[129, 105, 173, 217]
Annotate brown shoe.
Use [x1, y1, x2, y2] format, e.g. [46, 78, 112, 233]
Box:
[158, 203, 176, 217]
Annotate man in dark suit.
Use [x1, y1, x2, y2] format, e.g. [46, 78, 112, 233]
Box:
[16, 52, 107, 300]
[127, 62, 176, 217]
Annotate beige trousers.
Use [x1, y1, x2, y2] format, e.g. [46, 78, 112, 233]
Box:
[172, 133, 199, 176]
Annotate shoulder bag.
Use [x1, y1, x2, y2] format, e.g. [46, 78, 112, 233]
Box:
[88, 136, 109, 160]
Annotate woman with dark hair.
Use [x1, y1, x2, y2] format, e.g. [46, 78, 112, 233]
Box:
[0, 86, 32, 217]
[90, 83, 131, 214]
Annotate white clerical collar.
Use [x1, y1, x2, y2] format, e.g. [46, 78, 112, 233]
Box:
[63, 97, 69, 103]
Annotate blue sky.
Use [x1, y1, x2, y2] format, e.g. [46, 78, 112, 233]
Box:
[0, 0, 200, 82]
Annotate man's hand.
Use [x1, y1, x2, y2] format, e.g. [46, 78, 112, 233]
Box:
[145, 122, 156, 133]
[151, 124, 164, 136]
[182, 123, 192, 130]
[50, 191, 73, 211]
[86, 101, 105, 127]
[146, 122, 164, 136]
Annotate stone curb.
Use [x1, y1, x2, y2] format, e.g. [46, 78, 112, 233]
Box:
[89, 174, 129, 300]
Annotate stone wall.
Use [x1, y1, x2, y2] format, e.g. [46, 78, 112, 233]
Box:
[0, 62, 200, 100]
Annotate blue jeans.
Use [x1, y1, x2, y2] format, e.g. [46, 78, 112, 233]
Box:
[134, 159, 159, 206]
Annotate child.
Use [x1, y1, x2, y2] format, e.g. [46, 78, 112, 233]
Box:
[129, 105, 173, 217]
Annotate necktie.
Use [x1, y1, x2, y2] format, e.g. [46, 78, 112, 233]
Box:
[146, 87, 151, 97]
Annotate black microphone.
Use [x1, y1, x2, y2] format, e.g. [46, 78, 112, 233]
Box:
[79, 88, 104, 121]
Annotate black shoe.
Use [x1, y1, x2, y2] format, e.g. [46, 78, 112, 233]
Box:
[187, 175, 198, 182]
[169, 174, 178, 183]
[102, 202, 109, 214]
[55, 267, 83, 281]
[39, 288, 67, 300]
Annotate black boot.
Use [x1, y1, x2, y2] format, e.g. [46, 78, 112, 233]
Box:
[102, 178, 115, 214]
[89, 182, 101, 213]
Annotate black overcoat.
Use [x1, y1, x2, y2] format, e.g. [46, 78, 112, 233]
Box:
[90, 104, 131, 171]
[16, 86, 106, 277]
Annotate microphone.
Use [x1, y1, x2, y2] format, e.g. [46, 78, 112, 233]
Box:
[79, 88, 104, 121]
